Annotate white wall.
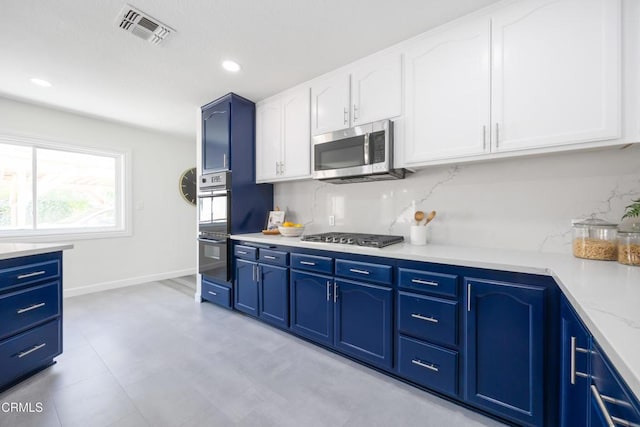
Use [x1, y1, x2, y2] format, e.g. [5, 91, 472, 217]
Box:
[275, 144, 640, 254]
[0, 97, 196, 296]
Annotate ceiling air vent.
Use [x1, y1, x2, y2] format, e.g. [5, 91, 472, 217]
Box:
[117, 5, 175, 46]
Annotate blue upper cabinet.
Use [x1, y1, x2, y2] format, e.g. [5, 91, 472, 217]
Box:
[201, 93, 256, 175]
[464, 277, 545, 427]
[202, 100, 230, 172]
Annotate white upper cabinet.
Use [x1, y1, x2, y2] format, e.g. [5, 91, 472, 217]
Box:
[311, 53, 403, 136]
[311, 74, 350, 135]
[351, 53, 403, 126]
[404, 19, 491, 164]
[491, 0, 621, 152]
[256, 86, 311, 183]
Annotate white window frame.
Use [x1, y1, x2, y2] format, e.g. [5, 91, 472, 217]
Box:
[0, 134, 131, 241]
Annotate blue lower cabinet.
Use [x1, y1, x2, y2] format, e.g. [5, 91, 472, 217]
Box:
[398, 335, 458, 397]
[201, 279, 231, 309]
[289, 270, 334, 347]
[464, 278, 545, 427]
[334, 279, 393, 370]
[259, 264, 288, 328]
[234, 259, 258, 316]
[560, 296, 590, 427]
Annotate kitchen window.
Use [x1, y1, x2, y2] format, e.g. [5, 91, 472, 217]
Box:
[0, 135, 129, 239]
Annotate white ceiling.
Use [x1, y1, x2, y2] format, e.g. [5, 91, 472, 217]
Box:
[0, 0, 500, 140]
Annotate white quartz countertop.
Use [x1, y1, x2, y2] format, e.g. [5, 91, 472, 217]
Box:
[232, 233, 640, 400]
[0, 242, 73, 261]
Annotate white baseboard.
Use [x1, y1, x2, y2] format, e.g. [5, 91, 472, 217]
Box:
[63, 268, 197, 298]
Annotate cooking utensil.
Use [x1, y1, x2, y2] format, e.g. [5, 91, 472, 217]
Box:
[424, 211, 436, 226]
[414, 211, 425, 225]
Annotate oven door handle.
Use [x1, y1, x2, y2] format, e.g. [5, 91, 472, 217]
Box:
[198, 238, 227, 244]
[198, 190, 229, 197]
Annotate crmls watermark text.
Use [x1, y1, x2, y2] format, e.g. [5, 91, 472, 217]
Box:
[1, 402, 44, 413]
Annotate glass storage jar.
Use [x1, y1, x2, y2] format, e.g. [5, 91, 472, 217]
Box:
[572, 218, 618, 260]
[618, 229, 640, 266]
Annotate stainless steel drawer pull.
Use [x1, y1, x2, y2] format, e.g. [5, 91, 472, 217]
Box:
[411, 359, 439, 372]
[17, 270, 47, 280]
[207, 291, 217, 296]
[300, 261, 316, 266]
[237, 251, 248, 255]
[17, 343, 46, 359]
[17, 303, 46, 314]
[411, 279, 438, 287]
[349, 268, 370, 275]
[591, 385, 616, 427]
[610, 416, 639, 427]
[263, 255, 277, 260]
[601, 394, 634, 409]
[411, 313, 438, 323]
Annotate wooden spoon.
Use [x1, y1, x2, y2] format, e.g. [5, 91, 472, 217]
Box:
[414, 211, 425, 226]
[424, 210, 436, 226]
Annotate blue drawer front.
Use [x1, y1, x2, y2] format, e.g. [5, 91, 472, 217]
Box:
[398, 268, 458, 298]
[398, 291, 458, 347]
[0, 281, 61, 340]
[201, 280, 231, 308]
[258, 249, 289, 267]
[398, 335, 458, 397]
[335, 259, 392, 285]
[0, 258, 61, 292]
[234, 245, 257, 260]
[0, 319, 61, 389]
[290, 253, 333, 274]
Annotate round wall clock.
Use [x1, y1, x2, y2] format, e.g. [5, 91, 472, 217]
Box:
[179, 167, 197, 206]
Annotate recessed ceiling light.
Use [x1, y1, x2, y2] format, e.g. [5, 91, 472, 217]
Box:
[222, 60, 241, 73]
[30, 78, 52, 88]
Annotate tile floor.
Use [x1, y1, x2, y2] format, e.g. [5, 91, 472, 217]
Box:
[0, 277, 506, 427]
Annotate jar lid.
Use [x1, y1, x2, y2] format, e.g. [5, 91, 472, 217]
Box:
[573, 218, 618, 229]
[617, 229, 640, 235]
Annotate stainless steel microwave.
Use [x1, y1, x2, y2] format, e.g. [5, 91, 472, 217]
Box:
[312, 120, 409, 184]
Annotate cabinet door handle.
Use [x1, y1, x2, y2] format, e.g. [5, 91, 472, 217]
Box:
[17, 343, 46, 359]
[334, 282, 338, 303]
[17, 302, 46, 314]
[591, 385, 616, 427]
[343, 107, 348, 125]
[281, 162, 285, 175]
[411, 278, 438, 287]
[495, 123, 500, 148]
[252, 264, 256, 281]
[223, 154, 227, 169]
[570, 337, 590, 385]
[411, 359, 439, 372]
[300, 261, 316, 266]
[411, 313, 438, 323]
[353, 104, 358, 122]
[482, 125, 487, 150]
[326, 281, 331, 301]
[208, 291, 217, 296]
[263, 255, 276, 260]
[349, 268, 369, 275]
[467, 283, 471, 312]
[17, 270, 46, 280]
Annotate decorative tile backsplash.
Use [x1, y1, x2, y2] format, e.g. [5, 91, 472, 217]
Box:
[274, 145, 640, 254]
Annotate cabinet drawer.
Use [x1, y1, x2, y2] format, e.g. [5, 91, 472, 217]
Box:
[290, 253, 333, 274]
[0, 258, 61, 292]
[0, 281, 61, 340]
[258, 249, 288, 267]
[234, 245, 257, 260]
[397, 335, 458, 397]
[335, 259, 392, 285]
[0, 319, 61, 389]
[397, 291, 458, 347]
[398, 268, 458, 298]
[201, 280, 231, 309]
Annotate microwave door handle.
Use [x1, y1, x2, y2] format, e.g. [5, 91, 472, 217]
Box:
[363, 133, 370, 165]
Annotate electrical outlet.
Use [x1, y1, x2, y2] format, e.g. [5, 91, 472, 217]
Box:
[329, 215, 335, 226]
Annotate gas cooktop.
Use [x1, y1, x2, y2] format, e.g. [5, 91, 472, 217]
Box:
[301, 232, 404, 248]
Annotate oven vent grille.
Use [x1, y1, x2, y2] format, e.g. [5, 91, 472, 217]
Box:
[117, 5, 175, 46]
